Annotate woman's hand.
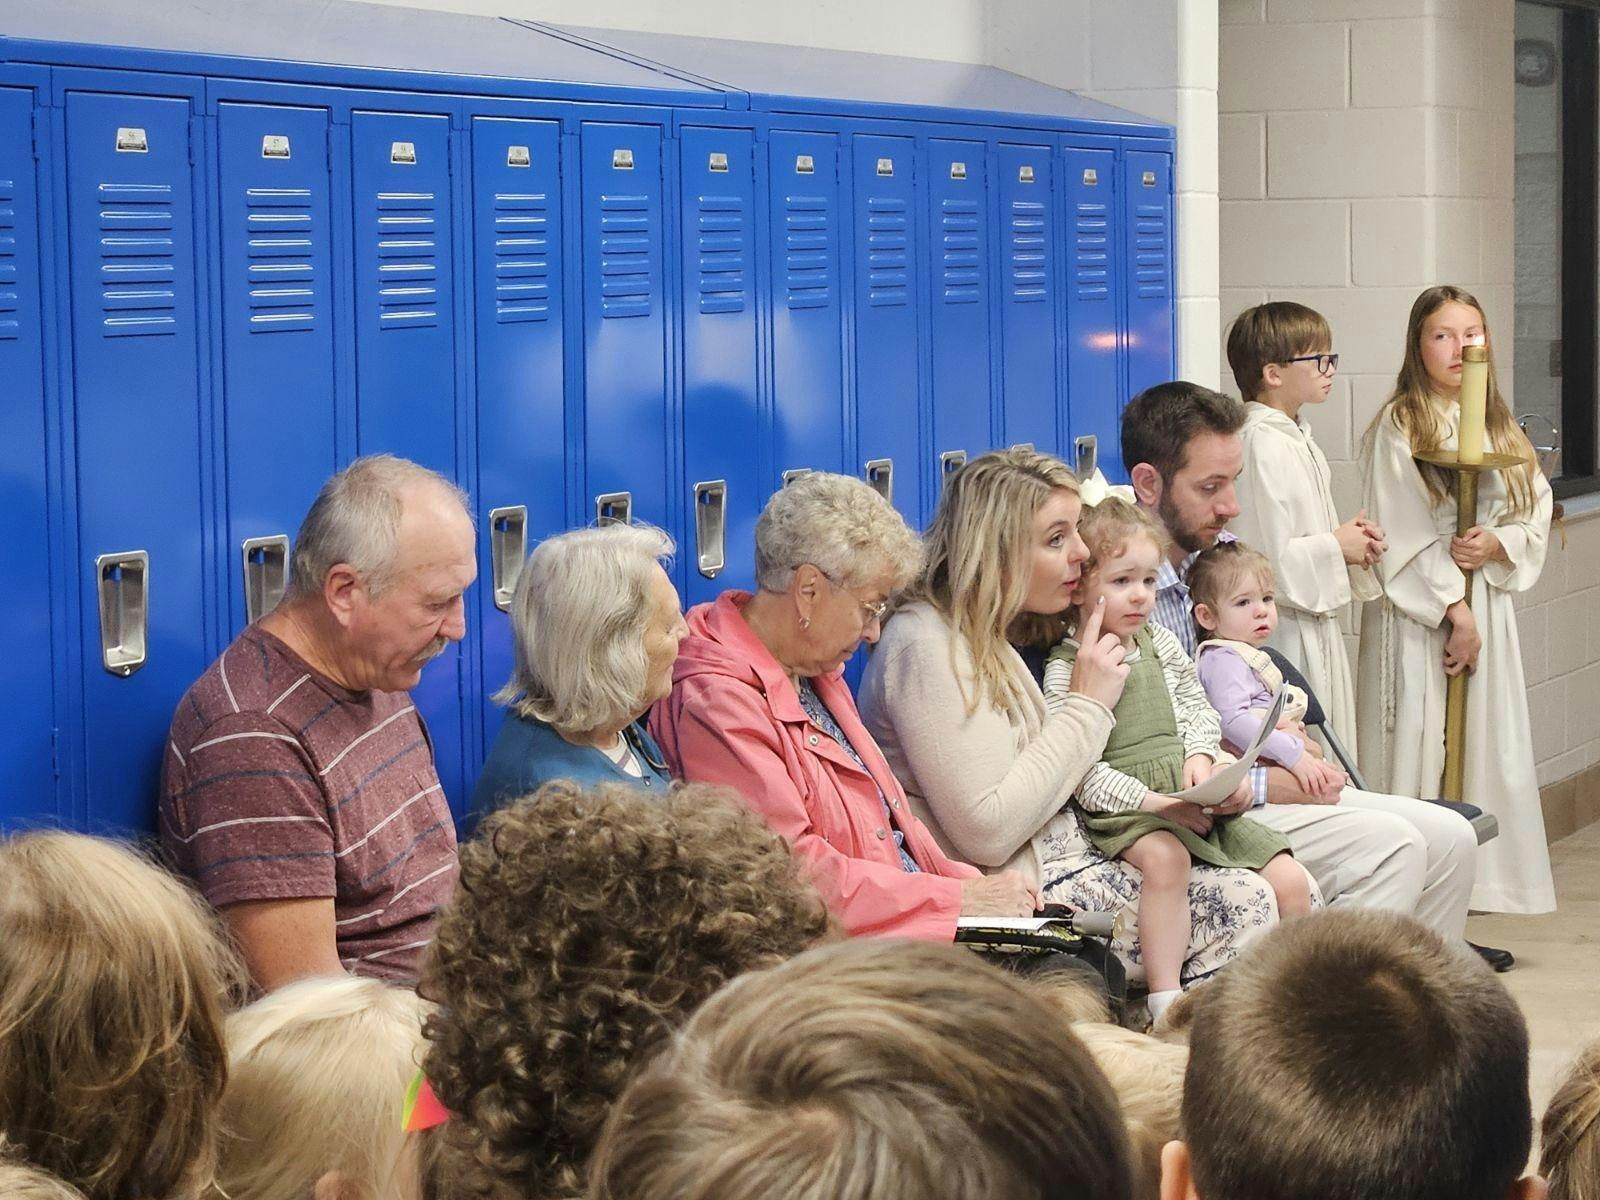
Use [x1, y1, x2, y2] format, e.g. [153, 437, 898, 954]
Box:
[1443, 600, 1482, 677]
[1067, 599, 1130, 710]
[1141, 791, 1212, 836]
[1181, 754, 1213, 791]
[1450, 525, 1505, 571]
[958, 870, 1040, 917]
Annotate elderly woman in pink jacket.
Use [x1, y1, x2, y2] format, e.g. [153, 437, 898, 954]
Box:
[651, 472, 1036, 940]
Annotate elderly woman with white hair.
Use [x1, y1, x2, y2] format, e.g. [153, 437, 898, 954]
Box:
[472, 524, 688, 822]
[651, 472, 1038, 941]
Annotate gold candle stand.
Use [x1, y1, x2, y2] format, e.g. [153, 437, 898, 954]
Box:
[1414, 449, 1528, 801]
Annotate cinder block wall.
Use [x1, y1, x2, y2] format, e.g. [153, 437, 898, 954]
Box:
[1219, 0, 1600, 831]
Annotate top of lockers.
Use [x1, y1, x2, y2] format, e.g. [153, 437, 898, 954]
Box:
[0, 0, 1170, 136]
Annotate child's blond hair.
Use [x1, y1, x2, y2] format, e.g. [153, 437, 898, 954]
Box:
[1542, 1038, 1600, 1200]
[1068, 497, 1169, 636]
[1072, 1023, 1188, 1200]
[1188, 541, 1275, 646]
[0, 1155, 89, 1200]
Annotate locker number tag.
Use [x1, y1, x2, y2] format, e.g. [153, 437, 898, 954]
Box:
[795, 154, 814, 175]
[950, 161, 967, 180]
[115, 127, 149, 153]
[876, 157, 894, 176]
[708, 151, 729, 172]
[507, 145, 531, 168]
[390, 141, 417, 165]
[1018, 165, 1035, 183]
[612, 148, 634, 170]
[1083, 168, 1099, 186]
[261, 135, 291, 159]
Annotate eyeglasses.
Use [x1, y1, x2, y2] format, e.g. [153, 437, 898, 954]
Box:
[821, 571, 889, 625]
[1284, 353, 1339, 376]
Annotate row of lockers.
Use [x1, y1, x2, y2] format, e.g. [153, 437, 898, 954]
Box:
[0, 56, 1173, 834]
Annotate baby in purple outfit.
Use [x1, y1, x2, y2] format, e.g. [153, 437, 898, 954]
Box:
[1188, 542, 1348, 801]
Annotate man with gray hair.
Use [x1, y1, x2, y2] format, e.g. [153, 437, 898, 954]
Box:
[161, 454, 476, 990]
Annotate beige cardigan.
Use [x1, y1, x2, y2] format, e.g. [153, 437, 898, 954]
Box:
[857, 601, 1115, 888]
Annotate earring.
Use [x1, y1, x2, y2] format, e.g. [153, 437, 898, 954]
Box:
[799, 616, 811, 630]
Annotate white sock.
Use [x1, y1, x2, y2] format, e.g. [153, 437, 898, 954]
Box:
[1146, 989, 1182, 1021]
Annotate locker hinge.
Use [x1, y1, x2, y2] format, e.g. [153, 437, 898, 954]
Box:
[50, 727, 60, 780]
[187, 116, 196, 165]
[326, 124, 334, 171]
[32, 108, 43, 160]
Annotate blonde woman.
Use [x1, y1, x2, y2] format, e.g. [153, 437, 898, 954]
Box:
[212, 976, 445, 1200]
[858, 449, 1283, 987]
[0, 831, 241, 1200]
[1357, 285, 1554, 914]
[1542, 1039, 1600, 1200]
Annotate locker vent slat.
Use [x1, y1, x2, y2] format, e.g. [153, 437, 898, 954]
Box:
[784, 192, 833, 310]
[374, 189, 440, 329]
[697, 193, 746, 315]
[0, 180, 17, 339]
[864, 195, 908, 309]
[599, 191, 652, 319]
[1135, 201, 1170, 300]
[1010, 198, 1048, 303]
[245, 186, 317, 333]
[97, 182, 178, 336]
[940, 197, 980, 305]
[1074, 202, 1110, 301]
[493, 190, 551, 323]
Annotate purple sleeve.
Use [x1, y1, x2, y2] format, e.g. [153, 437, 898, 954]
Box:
[1196, 649, 1304, 767]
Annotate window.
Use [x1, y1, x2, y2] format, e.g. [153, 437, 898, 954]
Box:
[1515, 0, 1599, 498]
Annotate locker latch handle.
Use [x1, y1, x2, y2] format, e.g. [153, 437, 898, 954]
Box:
[596, 491, 632, 526]
[488, 506, 528, 613]
[1009, 442, 1036, 453]
[782, 468, 812, 487]
[1074, 434, 1099, 481]
[95, 550, 149, 678]
[939, 450, 967, 486]
[694, 481, 727, 579]
[241, 535, 290, 625]
[864, 458, 894, 504]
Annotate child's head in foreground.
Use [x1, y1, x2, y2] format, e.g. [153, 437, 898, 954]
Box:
[1189, 541, 1278, 649]
[587, 938, 1135, 1200]
[1541, 1038, 1600, 1200]
[1068, 496, 1170, 644]
[1163, 908, 1541, 1200]
[1226, 301, 1335, 408]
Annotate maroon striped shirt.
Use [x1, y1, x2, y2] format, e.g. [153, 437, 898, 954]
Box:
[159, 627, 458, 983]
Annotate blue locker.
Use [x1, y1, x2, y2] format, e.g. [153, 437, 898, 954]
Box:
[349, 107, 467, 810]
[216, 100, 338, 633]
[0, 86, 61, 826]
[851, 133, 921, 526]
[997, 141, 1059, 456]
[580, 121, 669, 529]
[1122, 148, 1176, 410]
[925, 137, 992, 502]
[64, 87, 210, 834]
[767, 130, 846, 487]
[469, 114, 568, 765]
[1062, 146, 1124, 479]
[678, 125, 760, 607]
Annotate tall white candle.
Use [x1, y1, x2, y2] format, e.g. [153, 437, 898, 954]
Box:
[1457, 345, 1488, 466]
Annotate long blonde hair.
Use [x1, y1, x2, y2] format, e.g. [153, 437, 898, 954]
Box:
[212, 976, 437, 1200]
[1542, 1039, 1600, 1200]
[900, 449, 1080, 717]
[0, 832, 242, 1200]
[1365, 285, 1537, 517]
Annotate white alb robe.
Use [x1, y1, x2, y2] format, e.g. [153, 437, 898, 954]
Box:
[1231, 403, 1379, 762]
[1356, 402, 1554, 914]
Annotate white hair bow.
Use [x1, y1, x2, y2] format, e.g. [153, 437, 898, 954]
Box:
[1077, 468, 1135, 508]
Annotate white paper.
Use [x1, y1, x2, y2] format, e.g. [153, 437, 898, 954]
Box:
[1160, 686, 1287, 805]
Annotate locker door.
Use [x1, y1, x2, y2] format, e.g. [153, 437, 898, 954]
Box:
[997, 142, 1058, 455]
[767, 130, 845, 486]
[470, 115, 566, 769]
[350, 109, 465, 808]
[216, 101, 337, 635]
[1062, 147, 1124, 478]
[0, 88, 60, 826]
[1122, 148, 1175, 417]
[65, 89, 207, 834]
[925, 137, 991, 501]
[679, 126, 759, 605]
[851, 133, 921, 526]
[580, 122, 668, 528]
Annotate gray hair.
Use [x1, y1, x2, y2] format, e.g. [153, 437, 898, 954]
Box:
[754, 473, 923, 594]
[287, 455, 470, 600]
[495, 523, 676, 737]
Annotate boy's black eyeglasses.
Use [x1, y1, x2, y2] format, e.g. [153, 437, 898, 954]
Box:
[1284, 353, 1339, 375]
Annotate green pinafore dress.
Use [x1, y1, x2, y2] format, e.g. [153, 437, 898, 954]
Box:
[1052, 627, 1290, 870]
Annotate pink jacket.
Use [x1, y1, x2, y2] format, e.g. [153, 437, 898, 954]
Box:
[650, 591, 976, 940]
